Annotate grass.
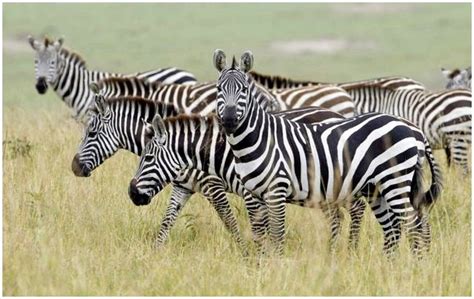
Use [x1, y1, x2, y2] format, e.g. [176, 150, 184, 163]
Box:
[3, 3, 471, 296]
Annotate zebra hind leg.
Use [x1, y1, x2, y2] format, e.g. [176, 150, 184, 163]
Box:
[155, 185, 192, 248]
[370, 197, 401, 257]
[321, 203, 342, 252]
[348, 197, 367, 250]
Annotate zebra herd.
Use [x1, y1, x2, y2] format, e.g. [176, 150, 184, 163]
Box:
[29, 36, 471, 257]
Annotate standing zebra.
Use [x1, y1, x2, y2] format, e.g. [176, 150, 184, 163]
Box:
[28, 35, 197, 120]
[213, 50, 442, 256]
[73, 94, 356, 251]
[441, 67, 471, 90]
[93, 73, 356, 117]
[338, 80, 472, 172]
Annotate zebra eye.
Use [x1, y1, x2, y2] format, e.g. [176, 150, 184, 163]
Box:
[216, 86, 222, 92]
[242, 87, 248, 93]
[88, 131, 97, 138]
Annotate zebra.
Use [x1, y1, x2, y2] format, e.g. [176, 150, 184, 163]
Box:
[338, 80, 472, 172]
[27, 35, 197, 120]
[72, 93, 350, 252]
[93, 73, 356, 117]
[441, 67, 471, 90]
[249, 70, 426, 92]
[251, 69, 472, 172]
[213, 49, 443, 256]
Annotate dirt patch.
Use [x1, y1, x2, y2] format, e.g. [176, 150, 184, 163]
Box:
[331, 3, 416, 14]
[270, 38, 377, 55]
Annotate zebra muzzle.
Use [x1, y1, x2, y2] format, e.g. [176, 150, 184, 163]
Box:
[128, 178, 152, 206]
[71, 154, 91, 177]
[35, 77, 48, 94]
[221, 106, 238, 134]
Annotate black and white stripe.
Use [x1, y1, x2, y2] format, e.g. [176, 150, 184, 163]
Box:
[213, 50, 442, 256]
[28, 36, 197, 120]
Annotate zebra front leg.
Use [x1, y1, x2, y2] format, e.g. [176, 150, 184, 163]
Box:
[201, 178, 248, 256]
[321, 203, 342, 252]
[155, 185, 192, 247]
[243, 190, 269, 253]
[348, 197, 367, 250]
[264, 187, 288, 256]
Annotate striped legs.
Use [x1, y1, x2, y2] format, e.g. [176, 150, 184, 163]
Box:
[321, 204, 342, 251]
[348, 197, 367, 249]
[200, 177, 247, 255]
[448, 138, 471, 173]
[263, 180, 290, 255]
[243, 190, 269, 252]
[155, 185, 192, 247]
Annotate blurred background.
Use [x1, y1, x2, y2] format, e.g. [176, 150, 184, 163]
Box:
[4, 3, 471, 112]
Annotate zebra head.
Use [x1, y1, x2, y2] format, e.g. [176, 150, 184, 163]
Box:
[71, 88, 119, 177]
[129, 115, 181, 206]
[441, 67, 471, 90]
[213, 49, 254, 134]
[28, 35, 64, 94]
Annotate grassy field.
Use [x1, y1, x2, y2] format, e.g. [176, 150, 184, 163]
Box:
[3, 3, 471, 296]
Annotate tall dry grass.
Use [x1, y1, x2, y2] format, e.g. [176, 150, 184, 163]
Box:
[3, 107, 471, 295]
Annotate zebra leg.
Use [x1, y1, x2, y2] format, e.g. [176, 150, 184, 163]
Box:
[243, 190, 269, 253]
[263, 184, 288, 256]
[420, 212, 432, 254]
[382, 181, 424, 257]
[348, 197, 367, 250]
[200, 178, 248, 256]
[444, 147, 451, 167]
[449, 139, 470, 173]
[155, 185, 192, 247]
[321, 203, 342, 251]
[370, 197, 401, 256]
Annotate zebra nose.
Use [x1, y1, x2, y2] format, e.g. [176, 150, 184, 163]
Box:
[128, 178, 152, 206]
[221, 106, 238, 133]
[35, 77, 48, 94]
[71, 154, 91, 177]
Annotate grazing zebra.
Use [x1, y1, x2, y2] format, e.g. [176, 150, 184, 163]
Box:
[72, 94, 348, 251]
[27, 35, 197, 120]
[213, 50, 442, 256]
[93, 73, 356, 117]
[441, 67, 471, 90]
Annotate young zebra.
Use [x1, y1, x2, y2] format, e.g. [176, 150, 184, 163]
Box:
[213, 50, 442, 256]
[72, 94, 350, 251]
[28, 35, 197, 120]
[93, 73, 356, 117]
[441, 67, 471, 90]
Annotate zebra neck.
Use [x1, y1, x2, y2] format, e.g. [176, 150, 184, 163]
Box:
[52, 53, 116, 117]
[168, 116, 220, 172]
[114, 101, 156, 155]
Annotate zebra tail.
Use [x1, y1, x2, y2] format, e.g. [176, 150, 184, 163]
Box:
[417, 138, 444, 210]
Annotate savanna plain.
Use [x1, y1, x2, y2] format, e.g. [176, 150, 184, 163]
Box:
[3, 3, 472, 295]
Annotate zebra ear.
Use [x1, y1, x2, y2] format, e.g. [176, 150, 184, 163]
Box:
[240, 51, 254, 73]
[152, 115, 167, 144]
[94, 94, 109, 115]
[213, 49, 227, 72]
[28, 35, 41, 50]
[89, 82, 101, 94]
[54, 37, 64, 51]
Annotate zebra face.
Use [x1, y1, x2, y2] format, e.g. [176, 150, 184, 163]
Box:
[28, 36, 64, 94]
[129, 115, 181, 206]
[72, 96, 117, 177]
[213, 49, 254, 134]
[442, 67, 471, 90]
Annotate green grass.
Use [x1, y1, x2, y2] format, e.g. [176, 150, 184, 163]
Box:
[3, 3, 471, 295]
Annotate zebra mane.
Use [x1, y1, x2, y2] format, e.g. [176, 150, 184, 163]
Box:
[337, 76, 425, 91]
[59, 47, 87, 68]
[88, 96, 159, 115]
[446, 69, 462, 79]
[231, 56, 238, 69]
[248, 70, 320, 86]
[96, 76, 161, 90]
[43, 36, 54, 47]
